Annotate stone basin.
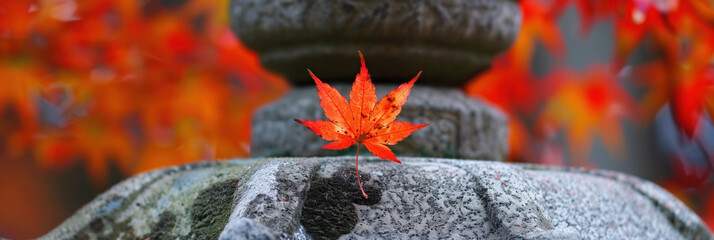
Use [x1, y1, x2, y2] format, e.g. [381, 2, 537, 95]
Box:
[42, 157, 712, 239]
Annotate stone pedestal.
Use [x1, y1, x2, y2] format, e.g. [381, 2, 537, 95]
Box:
[237, 0, 520, 161]
[252, 85, 508, 160]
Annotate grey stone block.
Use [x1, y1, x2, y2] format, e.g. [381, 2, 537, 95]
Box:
[229, 0, 521, 85]
[251, 85, 509, 161]
[42, 157, 712, 239]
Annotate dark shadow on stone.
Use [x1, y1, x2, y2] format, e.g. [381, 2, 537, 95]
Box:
[190, 179, 239, 240]
[300, 167, 381, 240]
[73, 217, 107, 240]
[143, 211, 177, 240]
[89, 217, 104, 233]
[72, 216, 135, 240]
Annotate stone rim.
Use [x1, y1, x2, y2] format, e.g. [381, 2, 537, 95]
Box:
[43, 157, 714, 239]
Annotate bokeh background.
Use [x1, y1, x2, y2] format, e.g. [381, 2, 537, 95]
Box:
[1, 0, 713, 238]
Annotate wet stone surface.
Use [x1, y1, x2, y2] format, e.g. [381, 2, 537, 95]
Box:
[300, 167, 381, 240]
[43, 157, 712, 239]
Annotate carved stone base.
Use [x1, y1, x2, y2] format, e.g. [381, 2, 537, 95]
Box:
[251, 85, 508, 161]
[43, 157, 712, 239]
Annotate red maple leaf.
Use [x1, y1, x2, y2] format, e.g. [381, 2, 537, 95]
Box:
[296, 52, 429, 198]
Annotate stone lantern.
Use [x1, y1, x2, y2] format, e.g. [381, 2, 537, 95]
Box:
[43, 0, 712, 239]
[240, 0, 516, 161]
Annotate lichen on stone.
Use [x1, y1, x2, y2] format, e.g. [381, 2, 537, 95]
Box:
[190, 179, 239, 239]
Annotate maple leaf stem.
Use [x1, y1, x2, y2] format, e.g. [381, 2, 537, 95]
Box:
[356, 143, 368, 199]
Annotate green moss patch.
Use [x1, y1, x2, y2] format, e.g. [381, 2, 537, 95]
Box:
[189, 179, 239, 239]
[144, 211, 178, 240]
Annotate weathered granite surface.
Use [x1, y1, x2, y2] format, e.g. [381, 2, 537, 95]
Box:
[42, 161, 254, 239]
[252, 85, 508, 161]
[230, 0, 521, 85]
[43, 157, 712, 239]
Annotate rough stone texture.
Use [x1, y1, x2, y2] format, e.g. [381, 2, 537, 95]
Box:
[229, 0, 521, 85]
[220, 159, 316, 239]
[252, 85, 509, 161]
[41, 160, 255, 240]
[44, 157, 712, 239]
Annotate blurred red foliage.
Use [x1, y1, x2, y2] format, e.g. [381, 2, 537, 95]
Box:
[465, 0, 714, 231]
[0, 0, 287, 237]
[1, 0, 288, 178]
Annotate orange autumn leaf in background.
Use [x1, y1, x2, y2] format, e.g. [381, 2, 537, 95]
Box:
[0, 0, 289, 185]
[465, 0, 714, 230]
[537, 66, 639, 164]
[296, 52, 429, 199]
[0, 1, 293, 237]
